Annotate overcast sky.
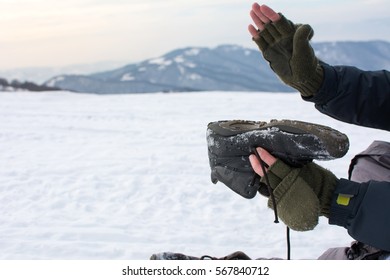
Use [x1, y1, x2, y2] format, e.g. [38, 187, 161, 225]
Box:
[1, 0, 389, 69]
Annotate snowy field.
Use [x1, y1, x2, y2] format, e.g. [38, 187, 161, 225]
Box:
[0, 91, 388, 260]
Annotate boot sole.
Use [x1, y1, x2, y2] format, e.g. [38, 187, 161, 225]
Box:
[207, 119, 349, 165]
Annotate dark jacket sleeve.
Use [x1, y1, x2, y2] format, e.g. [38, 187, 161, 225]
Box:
[303, 62, 390, 131]
[303, 63, 390, 251]
[330, 179, 390, 251]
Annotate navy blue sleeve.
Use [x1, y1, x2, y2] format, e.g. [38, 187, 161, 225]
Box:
[293, 62, 390, 249]
[303, 63, 390, 131]
[329, 179, 390, 251]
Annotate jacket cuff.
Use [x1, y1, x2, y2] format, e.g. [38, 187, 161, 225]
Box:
[329, 179, 362, 227]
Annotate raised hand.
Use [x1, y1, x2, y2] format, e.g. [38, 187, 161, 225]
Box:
[248, 3, 323, 97]
[248, 3, 281, 38]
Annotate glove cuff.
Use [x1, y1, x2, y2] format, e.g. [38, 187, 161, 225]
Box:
[318, 175, 339, 217]
[289, 63, 324, 97]
[299, 163, 339, 218]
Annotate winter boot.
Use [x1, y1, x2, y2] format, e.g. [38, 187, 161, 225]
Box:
[150, 252, 202, 260]
[207, 119, 349, 198]
[150, 251, 253, 260]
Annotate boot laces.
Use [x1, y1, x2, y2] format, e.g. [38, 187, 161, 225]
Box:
[251, 148, 291, 260]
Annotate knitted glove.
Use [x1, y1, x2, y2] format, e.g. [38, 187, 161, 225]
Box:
[252, 14, 323, 97]
[261, 160, 338, 231]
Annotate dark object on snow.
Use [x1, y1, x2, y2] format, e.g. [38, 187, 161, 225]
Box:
[0, 77, 61, 92]
[206, 119, 349, 199]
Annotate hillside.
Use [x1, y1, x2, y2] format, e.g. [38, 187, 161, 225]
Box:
[38, 41, 390, 93]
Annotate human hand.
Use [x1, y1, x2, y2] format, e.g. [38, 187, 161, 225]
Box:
[248, 3, 281, 39]
[249, 147, 338, 231]
[249, 146, 277, 177]
[248, 3, 323, 97]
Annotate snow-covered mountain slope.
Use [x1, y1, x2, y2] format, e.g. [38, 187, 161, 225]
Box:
[43, 40, 390, 94]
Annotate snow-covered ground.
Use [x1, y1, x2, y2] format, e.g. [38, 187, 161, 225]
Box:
[0, 91, 387, 260]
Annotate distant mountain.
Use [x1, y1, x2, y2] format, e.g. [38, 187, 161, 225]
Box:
[45, 41, 390, 94]
[0, 61, 128, 85]
[45, 45, 288, 93]
[314, 41, 390, 69]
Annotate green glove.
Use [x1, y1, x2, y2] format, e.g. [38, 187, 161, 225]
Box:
[261, 160, 338, 231]
[253, 14, 323, 97]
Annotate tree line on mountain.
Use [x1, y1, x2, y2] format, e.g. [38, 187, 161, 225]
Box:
[0, 77, 60, 92]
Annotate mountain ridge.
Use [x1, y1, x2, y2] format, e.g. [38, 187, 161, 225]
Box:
[43, 40, 390, 94]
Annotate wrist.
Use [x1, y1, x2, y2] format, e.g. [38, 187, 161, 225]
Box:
[300, 163, 338, 217]
[290, 63, 324, 97]
[319, 176, 338, 217]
